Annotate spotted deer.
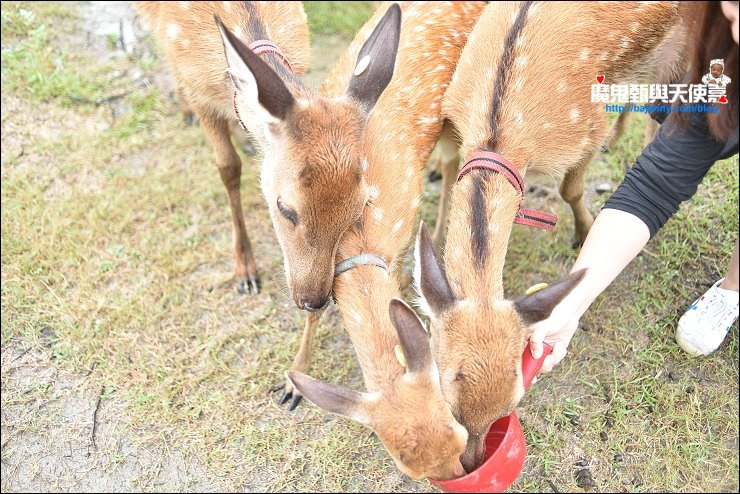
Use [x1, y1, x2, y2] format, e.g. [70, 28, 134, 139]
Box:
[135, 1, 311, 295]
[279, 1, 487, 480]
[414, 1, 685, 472]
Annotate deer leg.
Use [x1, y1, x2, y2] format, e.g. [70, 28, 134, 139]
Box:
[559, 149, 597, 249]
[199, 112, 261, 294]
[601, 110, 631, 152]
[273, 310, 323, 411]
[431, 142, 461, 250]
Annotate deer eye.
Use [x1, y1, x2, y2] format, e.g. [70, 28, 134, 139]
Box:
[277, 197, 298, 226]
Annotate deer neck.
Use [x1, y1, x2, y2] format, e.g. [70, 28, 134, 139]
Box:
[443, 169, 522, 303]
[333, 265, 405, 390]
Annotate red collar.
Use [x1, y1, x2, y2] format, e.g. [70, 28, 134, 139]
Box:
[247, 39, 293, 72]
[457, 151, 558, 230]
[233, 40, 293, 131]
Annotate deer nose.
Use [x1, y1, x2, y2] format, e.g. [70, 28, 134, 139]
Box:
[301, 296, 330, 312]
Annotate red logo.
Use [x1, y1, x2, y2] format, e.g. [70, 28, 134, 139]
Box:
[718, 95, 728, 104]
[596, 75, 605, 84]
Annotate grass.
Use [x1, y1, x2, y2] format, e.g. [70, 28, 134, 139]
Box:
[303, 1, 377, 38]
[2, 1, 738, 493]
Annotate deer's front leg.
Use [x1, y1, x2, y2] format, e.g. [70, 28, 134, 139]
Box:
[272, 310, 323, 411]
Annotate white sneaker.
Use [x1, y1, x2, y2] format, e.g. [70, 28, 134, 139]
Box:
[676, 278, 739, 356]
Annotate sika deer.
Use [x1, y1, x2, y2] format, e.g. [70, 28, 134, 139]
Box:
[135, 1, 310, 295]
[414, 1, 685, 472]
[281, 1, 488, 480]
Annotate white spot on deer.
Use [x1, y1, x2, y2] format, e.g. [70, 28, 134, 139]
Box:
[516, 33, 525, 47]
[354, 55, 371, 76]
[486, 68, 494, 79]
[579, 48, 590, 60]
[178, 1, 189, 9]
[620, 37, 630, 48]
[630, 21, 640, 33]
[581, 137, 590, 147]
[350, 308, 363, 325]
[393, 220, 404, 233]
[489, 223, 500, 236]
[223, 1, 232, 12]
[414, 25, 426, 33]
[513, 78, 525, 93]
[515, 112, 524, 127]
[515, 55, 527, 69]
[399, 134, 406, 142]
[557, 80, 567, 93]
[412, 195, 421, 209]
[368, 185, 380, 200]
[543, 122, 552, 129]
[167, 23, 180, 39]
[374, 208, 384, 222]
[362, 158, 368, 172]
[405, 167, 415, 179]
[529, 3, 540, 15]
[570, 108, 580, 122]
[181, 38, 190, 47]
[435, 64, 446, 72]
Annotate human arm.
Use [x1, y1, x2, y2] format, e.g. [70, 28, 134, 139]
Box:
[528, 109, 737, 371]
[527, 209, 650, 371]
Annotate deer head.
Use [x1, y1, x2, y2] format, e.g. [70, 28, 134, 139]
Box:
[415, 223, 586, 472]
[215, 4, 402, 311]
[287, 298, 468, 480]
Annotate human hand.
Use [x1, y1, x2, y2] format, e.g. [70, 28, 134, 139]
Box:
[526, 302, 581, 374]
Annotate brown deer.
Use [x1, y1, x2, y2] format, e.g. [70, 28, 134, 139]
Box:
[414, 1, 685, 472]
[280, 1, 488, 480]
[135, 1, 311, 295]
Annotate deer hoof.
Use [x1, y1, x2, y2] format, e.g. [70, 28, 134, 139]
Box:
[236, 277, 262, 295]
[600, 145, 609, 153]
[277, 389, 303, 411]
[270, 380, 304, 411]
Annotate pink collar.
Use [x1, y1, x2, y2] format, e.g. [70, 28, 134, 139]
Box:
[456, 150, 558, 230]
[232, 39, 293, 130]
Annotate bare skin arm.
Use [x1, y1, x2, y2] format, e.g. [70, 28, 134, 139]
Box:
[527, 209, 650, 372]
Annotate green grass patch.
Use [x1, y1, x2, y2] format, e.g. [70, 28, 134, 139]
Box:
[304, 1, 377, 39]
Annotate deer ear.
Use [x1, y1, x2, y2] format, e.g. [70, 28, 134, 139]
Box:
[389, 298, 433, 374]
[286, 371, 371, 425]
[215, 14, 295, 124]
[415, 222, 456, 317]
[345, 3, 402, 112]
[513, 269, 587, 325]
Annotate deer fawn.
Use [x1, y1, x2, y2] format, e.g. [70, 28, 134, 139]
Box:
[135, 1, 310, 295]
[415, 1, 685, 472]
[279, 1, 487, 480]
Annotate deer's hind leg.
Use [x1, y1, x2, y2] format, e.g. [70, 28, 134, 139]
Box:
[559, 147, 599, 249]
